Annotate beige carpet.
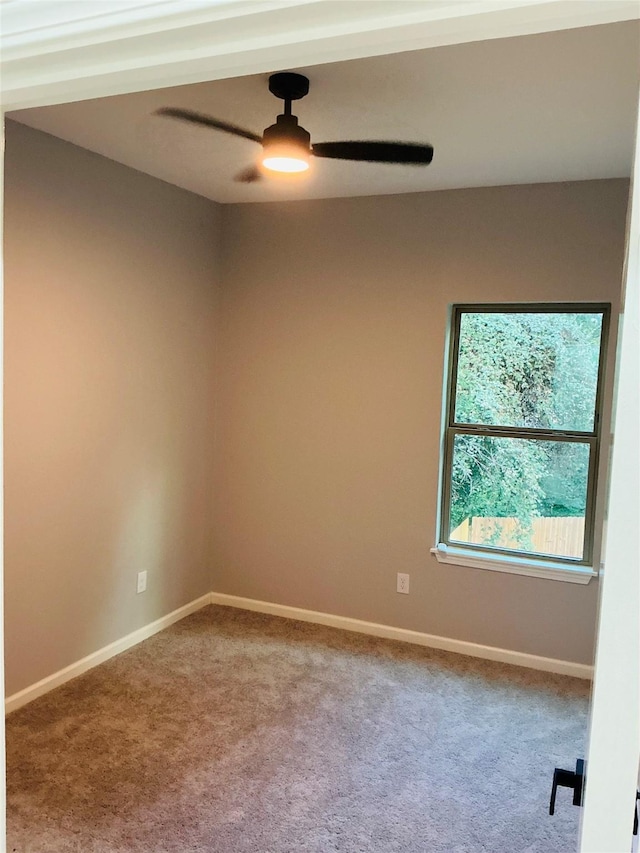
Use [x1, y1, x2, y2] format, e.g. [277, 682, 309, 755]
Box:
[7, 605, 590, 852]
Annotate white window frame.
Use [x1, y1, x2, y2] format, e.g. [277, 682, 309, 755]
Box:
[433, 302, 610, 584]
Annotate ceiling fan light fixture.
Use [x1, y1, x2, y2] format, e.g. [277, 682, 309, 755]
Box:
[262, 144, 310, 173]
[261, 113, 311, 174]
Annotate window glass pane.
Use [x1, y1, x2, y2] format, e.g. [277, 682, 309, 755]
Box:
[454, 311, 604, 432]
[448, 434, 590, 560]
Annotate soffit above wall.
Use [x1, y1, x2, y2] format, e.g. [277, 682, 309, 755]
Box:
[1, 0, 638, 109]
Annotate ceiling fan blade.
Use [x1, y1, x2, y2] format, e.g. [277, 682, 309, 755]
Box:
[312, 140, 434, 165]
[155, 107, 262, 144]
[234, 165, 264, 183]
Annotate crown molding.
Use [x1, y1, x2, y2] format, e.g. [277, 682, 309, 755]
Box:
[1, 1, 639, 110]
[0, 1, 300, 58]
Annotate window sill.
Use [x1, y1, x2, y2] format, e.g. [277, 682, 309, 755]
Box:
[430, 543, 598, 584]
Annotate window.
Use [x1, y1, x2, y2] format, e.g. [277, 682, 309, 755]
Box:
[435, 304, 609, 582]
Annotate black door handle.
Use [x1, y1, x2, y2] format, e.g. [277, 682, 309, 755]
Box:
[550, 766, 638, 835]
[549, 759, 585, 815]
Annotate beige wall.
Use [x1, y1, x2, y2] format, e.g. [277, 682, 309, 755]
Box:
[216, 180, 629, 665]
[4, 121, 221, 695]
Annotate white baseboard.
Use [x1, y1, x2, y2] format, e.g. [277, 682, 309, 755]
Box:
[210, 592, 594, 680]
[6, 589, 592, 715]
[5, 593, 213, 715]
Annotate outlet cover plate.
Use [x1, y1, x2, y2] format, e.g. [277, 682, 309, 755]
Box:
[137, 570, 147, 594]
[397, 572, 410, 594]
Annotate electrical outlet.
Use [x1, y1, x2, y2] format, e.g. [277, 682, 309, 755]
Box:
[397, 572, 410, 594]
[136, 571, 147, 594]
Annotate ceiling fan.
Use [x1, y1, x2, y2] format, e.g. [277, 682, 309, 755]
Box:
[155, 72, 434, 183]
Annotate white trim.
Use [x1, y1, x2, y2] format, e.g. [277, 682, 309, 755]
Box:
[4, 593, 213, 715]
[431, 543, 597, 584]
[0, 1, 280, 56]
[0, 105, 6, 842]
[2, 1, 639, 110]
[579, 86, 640, 853]
[209, 591, 593, 680]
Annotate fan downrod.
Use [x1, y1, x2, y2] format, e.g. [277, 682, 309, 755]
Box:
[268, 72, 310, 102]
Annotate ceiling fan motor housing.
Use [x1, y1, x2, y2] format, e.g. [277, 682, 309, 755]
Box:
[262, 113, 311, 153]
[268, 72, 310, 102]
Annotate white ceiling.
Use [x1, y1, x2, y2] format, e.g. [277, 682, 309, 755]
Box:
[7, 19, 640, 204]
